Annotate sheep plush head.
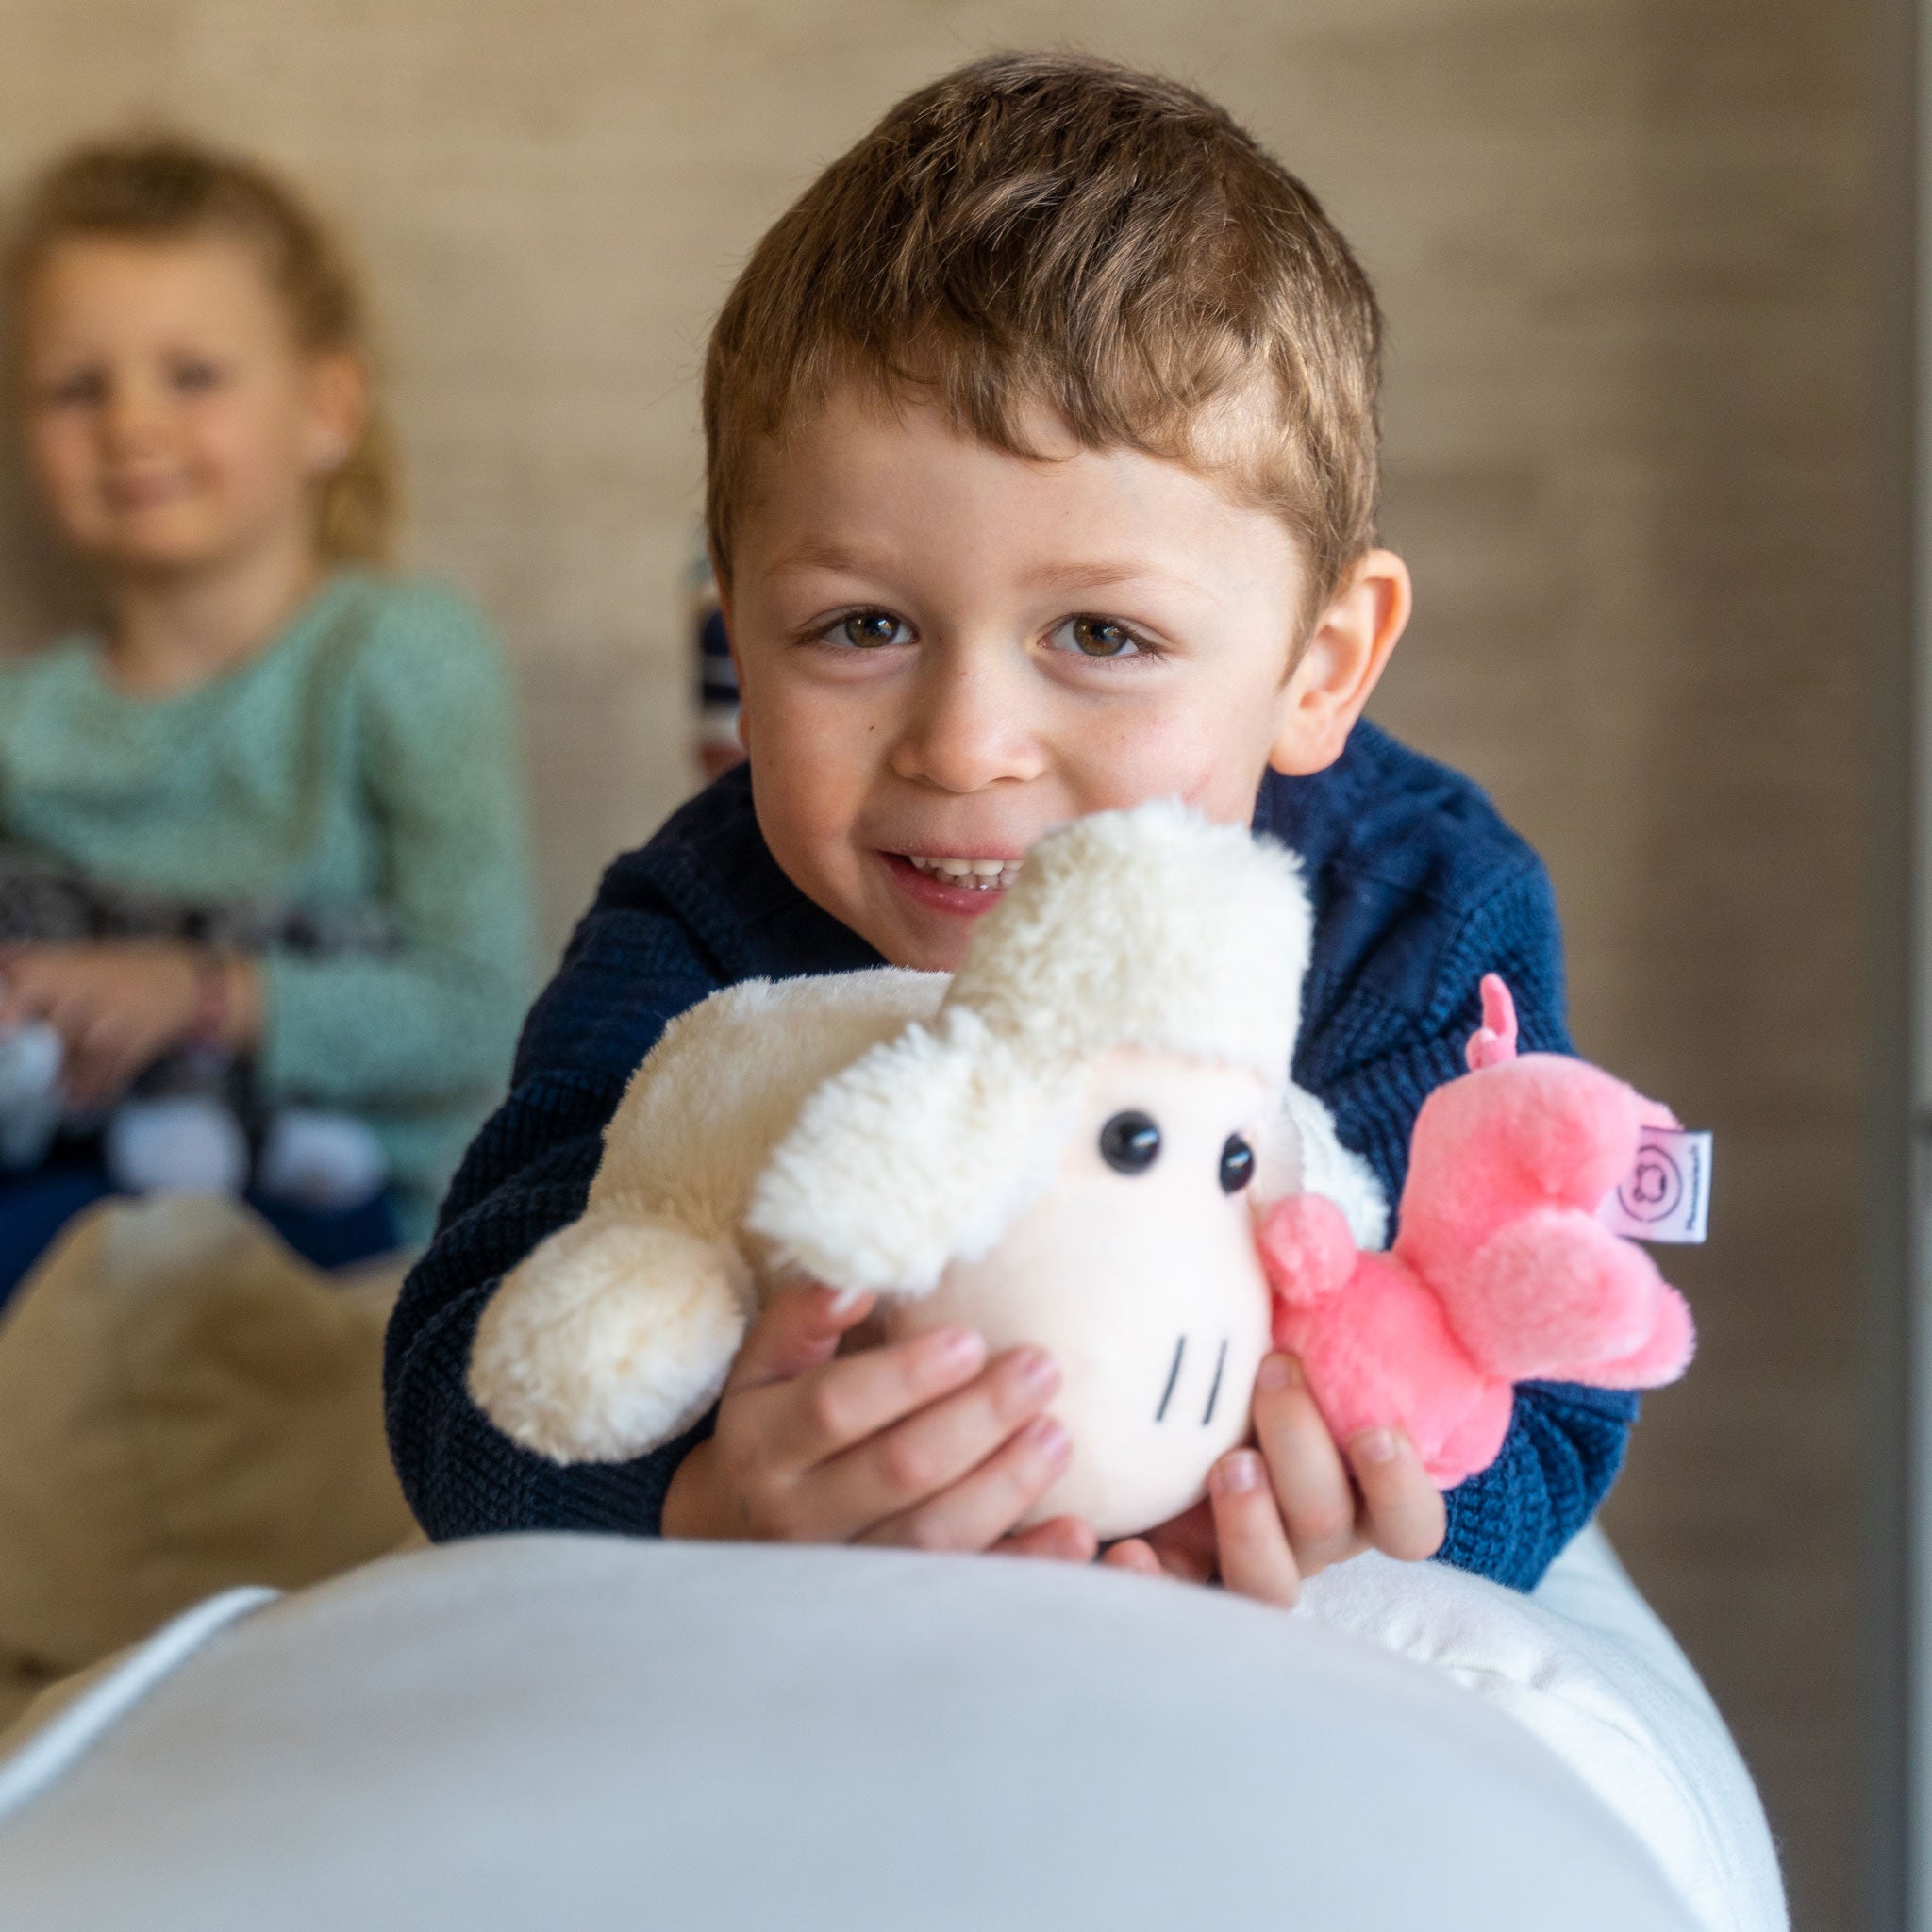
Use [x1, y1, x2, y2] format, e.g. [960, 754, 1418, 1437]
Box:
[469, 801, 1386, 1541]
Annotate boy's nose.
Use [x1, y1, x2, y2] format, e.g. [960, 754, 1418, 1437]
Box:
[889, 654, 1048, 793]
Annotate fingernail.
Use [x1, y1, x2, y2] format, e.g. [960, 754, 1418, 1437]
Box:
[1010, 1346, 1059, 1394]
[1352, 1427, 1398, 1466]
[1214, 1450, 1263, 1495]
[1257, 1354, 1299, 1392]
[928, 1325, 984, 1367]
[1024, 1415, 1071, 1462]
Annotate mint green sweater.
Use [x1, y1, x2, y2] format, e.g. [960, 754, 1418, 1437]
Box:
[0, 573, 537, 1236]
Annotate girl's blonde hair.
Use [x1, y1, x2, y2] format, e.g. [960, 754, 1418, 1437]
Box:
[4, 132, 399, 565]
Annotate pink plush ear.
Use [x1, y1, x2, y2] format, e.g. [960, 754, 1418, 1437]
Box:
[1256, 1192, 1358, 1307]
[1464, 974, 1520, 1072]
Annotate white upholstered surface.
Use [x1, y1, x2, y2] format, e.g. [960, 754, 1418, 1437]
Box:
[1301, 1524, 1783, 1932]
[0, 1531, 1743, 1932]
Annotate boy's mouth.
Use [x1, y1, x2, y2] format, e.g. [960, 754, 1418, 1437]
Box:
[880, 850, 1023, 916]
[901, 853, 1024, 892]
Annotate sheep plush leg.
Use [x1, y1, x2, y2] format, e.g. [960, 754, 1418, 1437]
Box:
[469, 1212, 752, 1463]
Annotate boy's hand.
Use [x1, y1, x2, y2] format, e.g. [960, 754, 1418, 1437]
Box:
[660, 1282, 1093, 1557]
[1103, 1353, 1444, 1604]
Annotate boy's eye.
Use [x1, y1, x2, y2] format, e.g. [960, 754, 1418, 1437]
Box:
[1051, 615, 1145, 659]
[830, 611, 911, 649]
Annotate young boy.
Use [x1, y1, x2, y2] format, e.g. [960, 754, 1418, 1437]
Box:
[386, 53, 1635, 1599]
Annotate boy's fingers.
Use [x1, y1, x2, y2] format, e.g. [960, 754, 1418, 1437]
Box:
[1098, 1537, 1167, 1579]
[724, 1283, 881, 1395]
[1251, 1355, 1358, 1574]
[1135, 1507, 1218, 1585]
[765, 1324, 1005, 1476]
[994, 1515, 1097, 1564]
[1348, 1429, 1447, 1562]
[857, 1412, 1072, 1555]
[799, 1345, 1058, 1531]
[1208, 1449, 1304, 1606]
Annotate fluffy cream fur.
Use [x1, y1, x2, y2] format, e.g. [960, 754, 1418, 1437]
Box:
[946, 799, 1313, 1079]
[748, 803, 1377, 1288]
[470, 805, 1386, 1464]
[470, 970, 943, 1459]
[468, 1215, 754, 1460]
[1278, 1085, 1388, 1251]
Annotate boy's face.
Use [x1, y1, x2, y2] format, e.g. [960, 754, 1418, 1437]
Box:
[723, 387, 1401, 973]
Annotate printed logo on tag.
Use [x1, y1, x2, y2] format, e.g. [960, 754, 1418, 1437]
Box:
[1597, 1127, 1712, 1245]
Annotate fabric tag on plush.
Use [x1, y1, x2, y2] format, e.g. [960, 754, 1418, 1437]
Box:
[1598, 1128, 1711, 1244]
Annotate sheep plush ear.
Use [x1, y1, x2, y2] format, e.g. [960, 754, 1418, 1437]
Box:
[469, 1211, 752, 1462]
[1257, 1083, 1390, 1253]
[745, 1008, 1072, 1298]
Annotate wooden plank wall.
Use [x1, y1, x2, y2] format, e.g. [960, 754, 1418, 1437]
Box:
[0, 2, 1871, 1920]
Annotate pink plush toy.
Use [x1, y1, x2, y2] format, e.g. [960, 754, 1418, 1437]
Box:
[1257, 977, 1697, 1488]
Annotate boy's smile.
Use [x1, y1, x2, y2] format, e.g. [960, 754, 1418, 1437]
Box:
[722, 387, 1408, 974]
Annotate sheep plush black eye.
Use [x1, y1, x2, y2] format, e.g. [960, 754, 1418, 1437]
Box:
[1099, 1111, 1161, 1174]
[1219, 1135, 1256, 1193]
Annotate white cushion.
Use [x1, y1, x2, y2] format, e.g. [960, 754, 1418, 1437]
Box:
[1300, 1526, 1784, 1932]
[0, 1535, 1700, 1932]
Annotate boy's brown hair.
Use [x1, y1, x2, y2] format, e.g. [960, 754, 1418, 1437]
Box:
[705, 52, 1383, 623]
[5, 132, 398, 565]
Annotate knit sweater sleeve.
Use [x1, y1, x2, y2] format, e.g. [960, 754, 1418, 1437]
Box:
[257, 587, 536, 1111]
[382, 874, 723, 1541]
[1309, 860, 1639, 1593]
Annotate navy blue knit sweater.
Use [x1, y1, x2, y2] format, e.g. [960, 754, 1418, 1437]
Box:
[385, 721, 1636, 1591]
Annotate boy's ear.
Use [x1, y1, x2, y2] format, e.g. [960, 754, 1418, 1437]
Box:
[709, 552, 752, 757]
[1269, 548, 1413, 776]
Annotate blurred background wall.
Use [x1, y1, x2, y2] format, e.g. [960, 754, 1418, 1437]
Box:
[0, 0, 1870, 1921]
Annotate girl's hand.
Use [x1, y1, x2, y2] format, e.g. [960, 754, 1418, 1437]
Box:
[0, 941, 248, 1109]
[1101, 1352, 1445, 1604]
[661, 1282, 1096, 1561]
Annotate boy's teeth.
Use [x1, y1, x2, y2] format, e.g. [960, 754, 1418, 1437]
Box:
[907, 854, 1020, 891]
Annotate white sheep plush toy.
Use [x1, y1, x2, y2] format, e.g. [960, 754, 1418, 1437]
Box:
[469, 802, 1384, 1540]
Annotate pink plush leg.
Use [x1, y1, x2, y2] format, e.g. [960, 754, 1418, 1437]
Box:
[1541, 1281, 1696, 1389]
[1423, 1379, 1516, 1489]
[1434, 1208, 1675, 1383]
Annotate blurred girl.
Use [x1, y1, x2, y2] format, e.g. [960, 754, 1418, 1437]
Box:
[0, 134, 535, 1298]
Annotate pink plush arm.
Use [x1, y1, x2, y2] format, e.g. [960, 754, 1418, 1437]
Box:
[1255, 1192, 1358, 1307]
